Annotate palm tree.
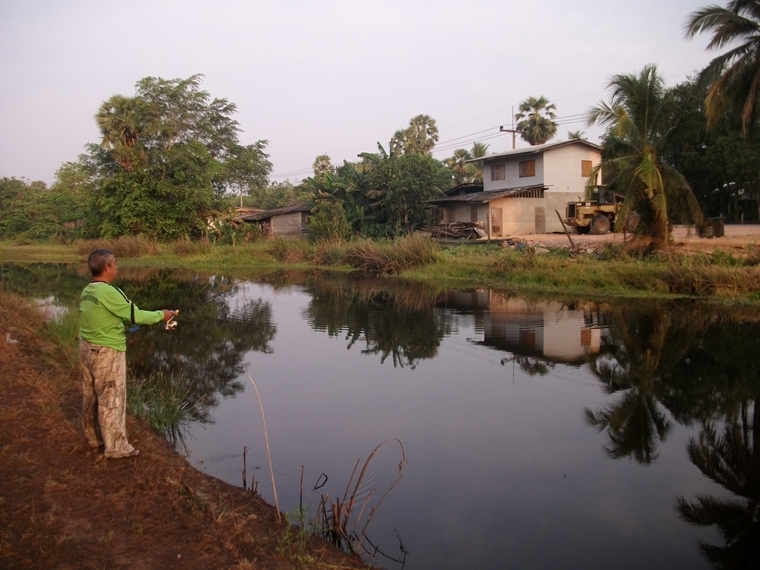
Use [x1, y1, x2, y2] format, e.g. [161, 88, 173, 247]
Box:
[312, 154, 333, 179]
[406, 114, 439, 155]
[95, 95, 146, 171]
[391, 115, 439, 156]
[587, 64, 704, 243]
[469, 141, 490, 183]
[515, 96, 558, 145]
[568, 130, 586, 140]
[444, 148, 473, 185]
[684, 0, 760, 139]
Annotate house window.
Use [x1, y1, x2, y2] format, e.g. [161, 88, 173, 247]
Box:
[519, 160, 535, 178]
[581, 160, 593, 177]
[490, 164, 505, 181]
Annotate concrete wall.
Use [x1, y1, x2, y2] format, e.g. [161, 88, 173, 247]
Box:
[271, 212, 306, 236]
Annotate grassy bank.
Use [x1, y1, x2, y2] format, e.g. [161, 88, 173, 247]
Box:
[2, 235, 760, 302]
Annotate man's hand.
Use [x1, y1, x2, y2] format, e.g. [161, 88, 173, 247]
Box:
[162, 309, 177, 322]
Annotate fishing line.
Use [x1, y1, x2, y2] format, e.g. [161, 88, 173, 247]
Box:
[128, 283, 242, 333]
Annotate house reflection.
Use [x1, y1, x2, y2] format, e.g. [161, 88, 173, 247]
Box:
[441, 290, 606, 364]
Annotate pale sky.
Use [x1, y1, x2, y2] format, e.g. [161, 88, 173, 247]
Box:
[0, 0, 716, 187]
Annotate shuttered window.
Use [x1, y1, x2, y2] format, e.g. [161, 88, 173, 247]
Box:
[581, 160, 593, 177]
[519, 160, 535, 178]
[491, 164, 505, 181]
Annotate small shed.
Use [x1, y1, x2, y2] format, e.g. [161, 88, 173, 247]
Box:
[428, 185, 547, 238]
[236, 203, 313, 237]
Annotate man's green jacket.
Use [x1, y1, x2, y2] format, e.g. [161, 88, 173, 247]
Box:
[79, 282, 163, 351]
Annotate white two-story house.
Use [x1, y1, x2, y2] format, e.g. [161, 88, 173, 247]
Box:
[430, 139, 602, 236]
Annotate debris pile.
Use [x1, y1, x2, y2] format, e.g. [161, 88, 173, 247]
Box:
[417, 222, 488, 240]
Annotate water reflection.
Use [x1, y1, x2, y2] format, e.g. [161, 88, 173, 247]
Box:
[303, 278, 451, 368]
[676, 400, 760, 568]
[119, 270, 277, 443]
[5, 263, 760, 568]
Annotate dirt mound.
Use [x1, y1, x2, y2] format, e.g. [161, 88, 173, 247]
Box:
[0, 292, 370, 569]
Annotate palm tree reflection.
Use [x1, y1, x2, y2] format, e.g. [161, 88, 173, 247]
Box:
[676, 400, 760, 568]
[584, 307, 698, 464]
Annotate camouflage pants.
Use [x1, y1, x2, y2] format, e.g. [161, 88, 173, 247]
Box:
[79, 339, 136, 458]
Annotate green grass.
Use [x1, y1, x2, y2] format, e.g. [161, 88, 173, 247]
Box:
[3, 237, 760, 302]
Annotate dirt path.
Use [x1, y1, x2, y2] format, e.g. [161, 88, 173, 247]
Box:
[0, 293, 370, 570]
[514, 224, 760, 255]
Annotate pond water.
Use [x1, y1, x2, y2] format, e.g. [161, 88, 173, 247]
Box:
[4, 264, 759, 569]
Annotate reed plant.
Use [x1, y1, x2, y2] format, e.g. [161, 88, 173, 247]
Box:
[264, 237, 314, 264]
[75, 235, 159, 258]
[341, 234, 441, 274]
[171, 237, 211, 257]
[314, 438, 406, 560]
[127, 371, 204, 447]
[42, 308, 80, 367]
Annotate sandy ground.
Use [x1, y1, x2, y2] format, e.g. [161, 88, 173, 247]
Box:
[513, 224, 760, 254]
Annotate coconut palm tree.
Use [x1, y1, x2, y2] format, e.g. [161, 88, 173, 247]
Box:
[587, 64, 704, 243]
[515, 96, 558, 145]
[469, 141, 490, 183]
[684, 0, 760, 139]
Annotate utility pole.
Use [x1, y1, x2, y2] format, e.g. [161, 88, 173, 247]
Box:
[499, 106, 518, 149]
[499, 126, 518, 149]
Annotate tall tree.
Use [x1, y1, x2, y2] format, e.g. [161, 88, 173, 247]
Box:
[515, 96, 558, 145]
[684, 0, 760, 139]
[95, 95, 147, 171]
[389, 115, 439, 156]
[87, 74, 271, 239]
[443, 148, 473, 185]
[469, 141, 490, 183]
[312, 154, 334, 179]
[587, 64, 704, 243]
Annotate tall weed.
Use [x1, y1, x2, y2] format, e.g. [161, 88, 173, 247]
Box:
[75, 236, 158, 258]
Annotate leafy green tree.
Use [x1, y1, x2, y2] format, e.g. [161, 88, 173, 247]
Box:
[515, 96, 558, 145]
[309, 200, 352, 241]
[587, 65, 704, 243]
[87, 74, 271, 240]
[684, 0, 760, 139]
[358, 145, 448, 234]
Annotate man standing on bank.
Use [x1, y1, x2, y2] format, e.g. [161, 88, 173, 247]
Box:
[79, 249, 175, 458]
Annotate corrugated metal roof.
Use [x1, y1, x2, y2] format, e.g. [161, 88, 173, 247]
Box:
[469, 139, 601, 164]
[235, 203, 313, 222]
[428, 185, 545, 204]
